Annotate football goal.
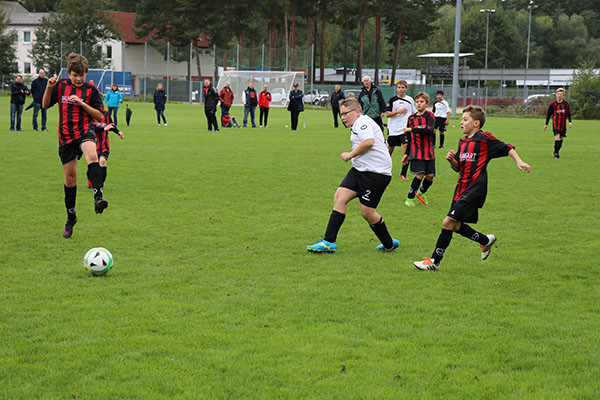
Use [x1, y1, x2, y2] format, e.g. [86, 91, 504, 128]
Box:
[216, 70, 304, 108]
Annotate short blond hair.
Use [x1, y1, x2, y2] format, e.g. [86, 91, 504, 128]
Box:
[463, 105, 486, 129]
[414, 92, 429, 103]
[556, 87, 565, 93]
[339, 98, 361, 111]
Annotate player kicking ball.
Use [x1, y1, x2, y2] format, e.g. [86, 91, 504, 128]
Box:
[414, 105, 530, 271]
[307, 98, 399, 253]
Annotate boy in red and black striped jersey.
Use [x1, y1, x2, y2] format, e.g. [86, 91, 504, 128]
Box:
[401, 92, 436, 207]
[87, 110, 124, 190]
[414, 105, 530, 271]
[42, 53, 107, 238]
[544, 88, 572, 159]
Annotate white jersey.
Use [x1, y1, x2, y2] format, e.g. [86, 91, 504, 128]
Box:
[433, 99, 450, 118]
[350, 114, 392, 176]
[387, 95, 416, 136]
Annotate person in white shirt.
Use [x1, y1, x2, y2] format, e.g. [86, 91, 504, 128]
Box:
[385, 80, 416, 180]
[432, 90, 451, 149]
[307, 98, 399, 253]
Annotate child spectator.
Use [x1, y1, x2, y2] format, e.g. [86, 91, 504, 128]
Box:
[432, 90, 451, 149]
[104, 84, 123, 127]
[385, 80, 415, 180]
[153, 83, 167, 126]
[258, 84, 271, 128]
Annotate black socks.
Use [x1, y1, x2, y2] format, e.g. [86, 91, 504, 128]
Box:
[324, 210, 346, 243]
[408, 177, 422, 198]
[87, 162, 103, 199]
[370, 217, 393, 249]
[554, 140, 563, 154]
[420, 178, 433, 193]
[432, 228, 453, 264]
[401, 163, 409, 177]
[64, 185, 77, 221]
[457, 224, 489, 245]
[440, 133, 445, 147]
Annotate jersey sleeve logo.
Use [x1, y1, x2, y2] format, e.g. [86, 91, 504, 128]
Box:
[361, 125, 367, 130]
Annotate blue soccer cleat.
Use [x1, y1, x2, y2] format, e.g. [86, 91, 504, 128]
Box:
[307, 239, 337, 253]
[376, 238, 400, 251]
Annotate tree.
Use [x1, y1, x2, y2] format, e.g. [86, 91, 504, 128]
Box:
[0, 8, 17, 75]
[571, 60, 600, 119]
[30, 0, 117, 74]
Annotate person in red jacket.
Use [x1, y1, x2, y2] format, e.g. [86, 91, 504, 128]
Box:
[258, 84, 272, 128]
[218, 81, 234, 124]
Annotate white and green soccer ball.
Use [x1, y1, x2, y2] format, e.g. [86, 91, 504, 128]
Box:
[83, 247, 113, 276]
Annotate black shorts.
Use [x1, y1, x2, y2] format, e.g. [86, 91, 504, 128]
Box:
[58, 132, 96, 165]
[435, 117, 447, 132]
[553, 129, 567, 138]
[410, 159, 436, 176]
[387, 134, 406, 147]
[447, 198, 479, 224]
[339, 167, 391, 208]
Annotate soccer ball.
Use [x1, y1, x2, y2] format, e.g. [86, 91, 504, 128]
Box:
[83, 247, 113, 276]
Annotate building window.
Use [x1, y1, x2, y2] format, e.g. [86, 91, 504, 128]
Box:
[23, 31, 31, 43]
[14, 62, 19, 72]
[106, 45, 112, 59]
[24, 62, 31, 74]
[11, 30, 17, 43]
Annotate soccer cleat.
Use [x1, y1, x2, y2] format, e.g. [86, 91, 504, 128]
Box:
[416, 191, 429, 205]
[404, 198, 416, 207]
[439, 145, 444, 149]
[164, 123, 167, 126]
[376, 238, 400, 251]
[400, 175, 408, 180]
[480, 234, 496, 260]
[307, 239, 337, 253]
[414, 257, 439, 271]
[554, 153, 560, 159]
[63, 216, 77, 238]
[94, 197, 108, 214]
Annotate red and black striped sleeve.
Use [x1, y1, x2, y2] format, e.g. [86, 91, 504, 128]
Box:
[481, 131, 514, 159]
[545, 102, 555, 125]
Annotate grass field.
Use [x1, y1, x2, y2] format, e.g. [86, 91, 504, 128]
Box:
[1, 99, 599, 399]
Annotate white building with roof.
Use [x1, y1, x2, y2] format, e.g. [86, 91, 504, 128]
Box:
[1, 1, 48, 76]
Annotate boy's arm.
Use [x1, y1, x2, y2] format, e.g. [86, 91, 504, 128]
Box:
[446, 111, 450, 125]
[410, 113, 435, 135]
[69, 96, 103, 120]
[508, 149, 531, 173]
[446, 150, 459, 172]
[42, 76, 58, 109]
[544, 104, 553, 129]
[340, 138, 374, 162]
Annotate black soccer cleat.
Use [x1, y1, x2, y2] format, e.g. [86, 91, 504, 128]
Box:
[63, 216, 77, 238]
[94, 197, 109, 214]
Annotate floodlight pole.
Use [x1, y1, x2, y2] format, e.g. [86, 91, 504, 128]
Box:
[451, 0, 462, 118]
[189, 42, 193, 104]
[525, 1, 537, 115]
[166, 42, 170, 103]
[480, 8, 495, 114]
[143, 41, 147, 102]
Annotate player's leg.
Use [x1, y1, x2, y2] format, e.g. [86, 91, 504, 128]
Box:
[400, 143, 409, 179]
[414, 217, 459, 271]
[82, 141, 108, 213]
[454, 221, 495, 260]
[406, 169, 424, 207]
[417, 172, 435, 205]
[439, 126, 445, 148]
[432, 128, 437, 147]
[62, 159, 78, 238]
[554, 133, 563, 158]
[307, 187, 356, 252]
[264, 107, 269, 127]
[99, 155, 108, 188]
[361, 205, 397, 251]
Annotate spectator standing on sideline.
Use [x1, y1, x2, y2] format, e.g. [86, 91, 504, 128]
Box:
[287, 83, 304, 130]
[359, 76, 386, 132]
[242, 81, 258, 128]
[104, 84, 123, 126]
[10, 75, 29, 131]
[258, 84, 271, 128]
[432, 90, 451, 148]
[30, 69, 48, 131]
[203, 79, 220, 132]
[330, 84, 345, 128]
[153, 83, 167, 126]
[219, 81, 234, 123]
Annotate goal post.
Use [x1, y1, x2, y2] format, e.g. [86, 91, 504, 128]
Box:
[216, 70, 304, 108]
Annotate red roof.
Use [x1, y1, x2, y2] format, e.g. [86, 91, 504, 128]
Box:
[106, 11, 211, 47]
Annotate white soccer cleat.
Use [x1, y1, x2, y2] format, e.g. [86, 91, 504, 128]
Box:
[480, 234, 496, 260]
[414, 257, 439, 271]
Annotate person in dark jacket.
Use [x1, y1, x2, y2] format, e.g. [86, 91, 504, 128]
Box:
[242, 81, 258, 128]
[330, 84, 345, 128]
[30, 69, 48, 131]
[359, 76, 386, 132]
[219, 81, 234, 123]
[287, 83, 304, 131]
[203, 79, 219, 132]
[153, 83, 167, 126]
[10, 75, 30, 131]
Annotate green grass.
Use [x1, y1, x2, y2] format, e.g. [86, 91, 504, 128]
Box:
[1, 101, 599, 399]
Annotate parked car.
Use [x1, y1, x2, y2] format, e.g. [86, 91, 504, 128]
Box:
[523, 94, 552, 105]
[343, 89, 361, 100]
[304, 89, 329, 106]
[270, 87, 288, 106]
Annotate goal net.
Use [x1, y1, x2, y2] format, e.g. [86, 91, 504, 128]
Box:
[216, 70, 304, 108]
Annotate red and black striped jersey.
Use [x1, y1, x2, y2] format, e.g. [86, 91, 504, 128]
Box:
[545, 100, 571, 132]
[48, 78, 103, 145]
[407, 111, 435, 160]
[94, 111, 112, 155]
[452, 131, 514, 207]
